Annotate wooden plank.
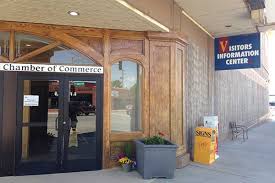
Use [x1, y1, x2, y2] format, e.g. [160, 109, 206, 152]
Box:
[176, 45, 185, 146]
[0, 56, 9, 62]
[9, 31, 15, 62]
[0, 21, 103, 38]
[102, 30, 111, 168]
[49, 31, 104, 66]
[147, 31, 188, 46]
[111, 30, 145, 40]
[111, 39, 144, 55]
[0, 21, 104, 66]
[110, 54, 145, 64]
[22, 80, 31, 159]
[110, 132, 144, 142]
[149, 41, 171, 138]
[143, 38, 150, 137]
[111, 48, 143, 56]
[170, 42, 176, 142]
[15, 41, 61, 63]
[75, 36, 103, 55]
[176, 146, 186, 157]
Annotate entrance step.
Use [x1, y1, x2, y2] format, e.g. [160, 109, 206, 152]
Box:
[176, 153, 190, 168]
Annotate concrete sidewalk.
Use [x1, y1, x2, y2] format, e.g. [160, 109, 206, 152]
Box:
[1, 119, 274, 183]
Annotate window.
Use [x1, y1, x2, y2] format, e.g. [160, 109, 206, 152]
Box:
[27, 45, 97, 65]
[111, 61, 142, 132]
[14, 33, 97, 65]
[0, 32, 10, 58]
[15, 33, 52, 58]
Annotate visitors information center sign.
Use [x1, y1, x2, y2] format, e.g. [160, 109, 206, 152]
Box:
[0, 63, 103, 74]
[215, 33, 260, 70]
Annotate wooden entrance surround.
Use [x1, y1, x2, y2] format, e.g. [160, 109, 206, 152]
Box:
[0, 21, 188, 170]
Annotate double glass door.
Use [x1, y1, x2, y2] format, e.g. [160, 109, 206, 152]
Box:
[16, 73, 102, 175]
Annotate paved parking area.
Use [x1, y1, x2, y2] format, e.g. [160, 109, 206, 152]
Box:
[0, 119, 274, 183]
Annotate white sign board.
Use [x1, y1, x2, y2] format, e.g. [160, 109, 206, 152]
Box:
[0, 63, 103, 74]
[204, 116, 219, 128]
[111, 91, 119, 97]
[24, 95, 39, 106]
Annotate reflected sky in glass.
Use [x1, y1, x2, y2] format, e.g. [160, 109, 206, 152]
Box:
[112, 61, 139, 89]
[50, 48, 96, 65]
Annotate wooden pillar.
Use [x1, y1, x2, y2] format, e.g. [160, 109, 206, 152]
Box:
[22, 81, 31, 160]
[9, 31, 15, 62]
[102, 30, 111, 168]
[147, 32, 189, 167]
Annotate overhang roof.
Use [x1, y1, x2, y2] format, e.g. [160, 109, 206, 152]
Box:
[0, 0, 169, 32]
[175, 0, 257, 38]
[261, 0, 275, 31]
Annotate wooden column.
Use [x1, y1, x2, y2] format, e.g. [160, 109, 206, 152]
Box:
[148, 32, 189, 167]
[22, 81, 31, 160]
[9, 31, 15, 62]
[102, 30, 111, 168]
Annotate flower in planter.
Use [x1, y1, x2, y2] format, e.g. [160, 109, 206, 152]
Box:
[134, 132, 178, 179]
[117, 152, 126, 160]
[158, 132, 165, 136]
[118, 156, 136, 172]
[143, 132, 169, 145]
[116, 143, 136, 172]
[118, 157, 133, 164]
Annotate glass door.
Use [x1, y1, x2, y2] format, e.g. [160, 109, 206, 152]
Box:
[16, 77, 64, 175]
[16, 74, 103, 175]
[62, 76, 102, 172]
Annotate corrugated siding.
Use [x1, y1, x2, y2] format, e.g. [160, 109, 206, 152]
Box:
[186, 34, 269, 155]
[214, 69, 269, 140]
[185, 41, 212, 154]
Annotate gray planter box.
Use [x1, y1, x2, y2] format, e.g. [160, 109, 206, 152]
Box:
[134, 139, 178, 179]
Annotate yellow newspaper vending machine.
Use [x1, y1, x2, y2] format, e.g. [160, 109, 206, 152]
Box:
[194, 127, 217, 165]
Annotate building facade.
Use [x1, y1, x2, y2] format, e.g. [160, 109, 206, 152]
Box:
[0, 0, 270, 176]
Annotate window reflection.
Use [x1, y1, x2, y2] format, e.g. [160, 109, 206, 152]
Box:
[15, 33, 52, 58]
[14, 33, 97, 65]
[68, 81, 97, 160]
[111, 61, 142, 132]
[18, 45, 97, 65]
[0, 32, 9, 58]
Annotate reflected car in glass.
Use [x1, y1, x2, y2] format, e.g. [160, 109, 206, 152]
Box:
[77, 101, 96, 116]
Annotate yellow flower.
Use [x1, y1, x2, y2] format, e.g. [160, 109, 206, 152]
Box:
[118, 157, 133, 164]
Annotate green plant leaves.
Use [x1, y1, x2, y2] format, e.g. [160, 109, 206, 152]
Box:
[143, 135, 167, 145]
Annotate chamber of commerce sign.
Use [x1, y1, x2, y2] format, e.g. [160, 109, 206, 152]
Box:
[215, 33, 260, 70]
[0, 63, 103, 74]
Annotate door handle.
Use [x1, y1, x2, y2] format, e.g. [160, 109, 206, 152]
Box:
[55, 116, 61, 131]
[64, 119, 72, 130]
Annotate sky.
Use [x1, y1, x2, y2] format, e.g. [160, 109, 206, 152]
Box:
[112, 61, 139, 89]
[268, 31, 275, 95]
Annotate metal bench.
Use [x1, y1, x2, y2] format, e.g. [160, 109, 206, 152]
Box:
[229, 122, 248, 141]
